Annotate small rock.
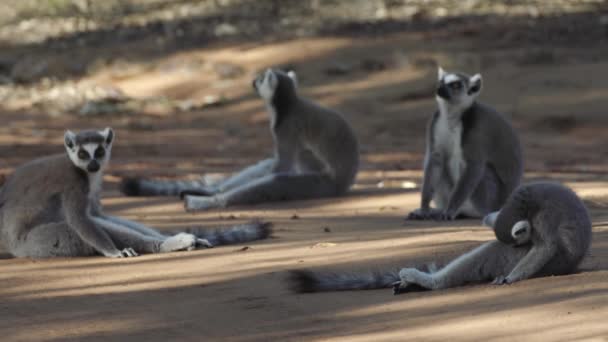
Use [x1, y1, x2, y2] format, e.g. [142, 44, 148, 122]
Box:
[79, 98, 131, 116]
[360, 58, 386, 72]
[236, 246, 250, 252]
[203, 94, 223, 107]
[325, 62, 351, 76]
[401, 181, 417, 189]
[11, 58, 48, 83]
[312, 242, 337, 248]
[323, 227, 331, 233]
[290, 214, 300, 220]
[214, 62, 244, 79]
[176, 99, 197, 111]
[215, 23, 239, 37]
[518, 49, 556, 65]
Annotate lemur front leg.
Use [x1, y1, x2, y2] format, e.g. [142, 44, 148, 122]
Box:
[99, 215, 213, 249]
[180, 158, 276, 199]
[408, 152, 442, 220]
[440, 160, 485, 220]
[92, 217, 200, 253]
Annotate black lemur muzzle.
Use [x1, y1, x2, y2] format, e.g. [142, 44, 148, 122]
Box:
[436, 84, 450, 100]
[87, 160, 100, 172]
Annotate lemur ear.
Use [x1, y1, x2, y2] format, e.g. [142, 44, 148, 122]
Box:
[64, 130, 76, 149]
[482, 210, 500, 228]
[287, 70, 298, 88]
[437, 66, 446, 81]
[468, 74, 482, 95]
[266, 69, 278, 88]
[101, 127, 114, 145]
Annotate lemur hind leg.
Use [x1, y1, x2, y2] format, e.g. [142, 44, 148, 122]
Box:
[216, 158, 276, 192]
[469, 166, 503, 217]
[10, 222, 97, 258]
[184, 172, 337, 211]
[93, 218, 197, 254]
[394, 241, 530, 293]
[180, 158, 276, 198]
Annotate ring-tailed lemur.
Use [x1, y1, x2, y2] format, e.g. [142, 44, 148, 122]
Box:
[408, 67, 523, 221]
[288, 182, 591, 294]
[0, 128, 272, 258]
[121, 69, 359, 211]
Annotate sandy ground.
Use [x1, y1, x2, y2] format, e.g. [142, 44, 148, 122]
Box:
[1, 10, 608, 341]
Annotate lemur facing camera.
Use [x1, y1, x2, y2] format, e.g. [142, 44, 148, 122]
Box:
[408, 67, 523, 221]
[0, 128, 271, 258]
[121, 69, 360, 211]
[288, 182, 591, 294]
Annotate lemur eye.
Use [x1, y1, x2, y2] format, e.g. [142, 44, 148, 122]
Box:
[77, 150, 90, 160]
[449, 82, 463, 90]
[94, 147, 105, 159]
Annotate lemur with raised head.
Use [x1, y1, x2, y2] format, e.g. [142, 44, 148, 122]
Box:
[288, 182, 591, 294]
[121, 69, 359, 211]
[408, 68, 523, 220]
[0, 128, 271, 258]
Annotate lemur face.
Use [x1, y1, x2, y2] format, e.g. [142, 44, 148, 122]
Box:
[252, 68, 298, 101]
[436, 67, 482, 104]
[64, 128, 114, 173]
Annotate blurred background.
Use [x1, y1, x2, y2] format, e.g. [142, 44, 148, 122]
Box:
[0, 0, 607, 190]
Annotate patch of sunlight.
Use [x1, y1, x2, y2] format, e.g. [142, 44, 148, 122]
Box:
[326, 286, 608, 341]
[212, 37, 353, 67]
[0, 229, 494, 300]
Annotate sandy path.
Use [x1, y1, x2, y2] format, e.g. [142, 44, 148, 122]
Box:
[0, 183, 607, 341]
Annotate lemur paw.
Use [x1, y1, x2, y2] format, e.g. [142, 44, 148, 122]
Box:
[407, 208, 456, 221]
[118, 248, 138, 258]
[392, 268, 419, 295]
[491, 275, 512, 285]
[160, 233, 197, 252]
[406, 208, 440, 220]
[197, 238, 214, 248]
[392, 281, 407, 295]
[436, 211, 457, 221]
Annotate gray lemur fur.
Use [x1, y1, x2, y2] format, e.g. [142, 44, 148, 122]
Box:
[0, 128, 272, 258]
[178, 68, 359, 211]
[408, 67, 523, 221]
[120, 69, 359, 211]
[288, 182, 591, 294]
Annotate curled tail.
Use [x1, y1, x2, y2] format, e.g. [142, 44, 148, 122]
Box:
[288, 269, 400, 293]
[120, 177, 212, 197]
[186, 221, 272, 246]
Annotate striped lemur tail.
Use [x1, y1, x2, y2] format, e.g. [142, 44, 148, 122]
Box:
[120, 177, 212, 197]
[288, 263, 437, 293]
[184, 221, 273, 246]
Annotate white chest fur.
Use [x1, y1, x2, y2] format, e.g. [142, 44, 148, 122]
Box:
[88, 173, 103, 201]
[433, 114, 465, 180]
[266, 102, 277, 129]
